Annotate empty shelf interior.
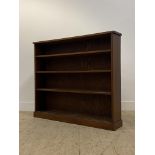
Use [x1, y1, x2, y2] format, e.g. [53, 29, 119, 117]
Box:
[36, 52, 111, 71]
[36, 72, 111, 92]
[35, 34, 111, 55]
[35, 91, 112, 118]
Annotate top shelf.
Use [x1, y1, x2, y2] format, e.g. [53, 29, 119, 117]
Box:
[33, 31, 122, 44]
[36, 49, 111, 58]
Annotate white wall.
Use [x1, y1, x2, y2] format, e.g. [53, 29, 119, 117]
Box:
[19, 0, 135, 111]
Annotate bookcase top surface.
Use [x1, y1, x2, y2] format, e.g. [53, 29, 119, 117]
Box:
[33, 31, 122, 44]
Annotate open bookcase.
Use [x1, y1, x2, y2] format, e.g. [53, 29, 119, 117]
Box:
[33, 31, 122, 130]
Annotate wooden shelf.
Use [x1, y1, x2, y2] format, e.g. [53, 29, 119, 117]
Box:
[33, 31, 122, 44]
[36, 49, 111, 58]
[36, 70, 111, 74]
[36, 88, 111, 95]
[34, 110, 117, 130]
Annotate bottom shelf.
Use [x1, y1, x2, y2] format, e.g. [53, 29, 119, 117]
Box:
[34, 110, 122, 130]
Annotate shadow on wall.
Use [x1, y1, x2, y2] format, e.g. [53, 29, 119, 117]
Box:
[19, 74, 34, 111]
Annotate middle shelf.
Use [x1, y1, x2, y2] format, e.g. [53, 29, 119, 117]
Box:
[36, 88, 111, 95]
[35, 49, 111, 58]
[36, 70, 111, 74]
[36, 72, 111, 92]
[35, 50, 111, 71]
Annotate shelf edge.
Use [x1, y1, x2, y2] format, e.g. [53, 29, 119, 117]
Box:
[36, 88, 111, 95]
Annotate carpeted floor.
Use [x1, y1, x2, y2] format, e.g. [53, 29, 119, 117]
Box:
[20, 111, 134, 155]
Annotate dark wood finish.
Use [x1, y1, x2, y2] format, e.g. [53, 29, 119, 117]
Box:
[33, 31, 122, 130]
[36, 88, 111, 95]
[34, 111, 122, 130]
[111, 33, 122, 122]
[36, 49, 110, 57]
[36, 70, 111, 73]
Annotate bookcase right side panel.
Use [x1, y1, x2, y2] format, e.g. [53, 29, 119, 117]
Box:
[111, 33, 122, 123]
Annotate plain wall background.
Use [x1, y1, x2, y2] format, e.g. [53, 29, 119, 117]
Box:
[19, 0, 135, 111]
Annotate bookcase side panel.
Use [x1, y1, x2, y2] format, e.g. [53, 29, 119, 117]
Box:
[34, 44, 37, 111]
[34, 44, 43, 111]
[111, 34, 122, 123]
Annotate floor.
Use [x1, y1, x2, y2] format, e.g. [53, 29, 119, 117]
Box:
[20, 112, 134, 155]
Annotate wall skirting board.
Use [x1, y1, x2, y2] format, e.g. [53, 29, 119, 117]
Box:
[19, 101, 135, 111]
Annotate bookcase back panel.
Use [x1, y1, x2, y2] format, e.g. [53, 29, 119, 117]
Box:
[36, 40, 86, 55]
[86, 36, 110, 51]
[37, 92, 111, 117]
[36, 73, 111, 91]
[35, 35, 111, 55]
[36, 53, 111, 71]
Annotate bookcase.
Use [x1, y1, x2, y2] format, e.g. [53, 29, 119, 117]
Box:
[33, 31, 122, 130]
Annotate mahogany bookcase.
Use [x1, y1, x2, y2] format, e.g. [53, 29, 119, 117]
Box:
[33, 31, 122, 130]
